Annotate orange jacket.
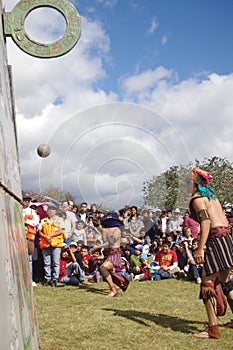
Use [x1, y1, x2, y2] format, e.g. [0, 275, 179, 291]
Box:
[24, 215, 36, 242]
[39, 217, 63, 249]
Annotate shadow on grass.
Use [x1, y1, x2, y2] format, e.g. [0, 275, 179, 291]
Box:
[103, 308, 202, 334]
[78, 284, 108, 295]
[55, 282, 107, 295]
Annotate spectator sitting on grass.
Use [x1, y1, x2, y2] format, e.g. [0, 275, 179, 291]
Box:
[89, 248, 104, 282]
[80, 245, 94, 279]
[130, 244, 143, 278]
[114, 257, 131, 280]
[58, 243, 87, 286]
[186, 239, 202, 283]
[148, 240, 160, 259]
[166, 233, 174, 247]
[122, 245, 132, 264]
[134, 253, 152, 281]
[73, 240, 84, 270]
[183, 227, 193, 248]
[175, 241, 189, 279]
[153, 240, 180, 280]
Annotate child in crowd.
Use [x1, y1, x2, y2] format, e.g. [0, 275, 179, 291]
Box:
[166, 233, 174, 246]
[149, 260, 160, 280]
[130, 244, 143, 277]
[90, 248, 105, 282]
[80, 245, 94, 278]
[148, 240, 159, 258]
[85, 216, 102, 248]
[134, 253, 152, 281]
[122, 245, 131, 263]
[183, 227, 193, 247]
[72, 220, 87, 245]
[114, 257, 131, 280]
[157, 237, 164, 251]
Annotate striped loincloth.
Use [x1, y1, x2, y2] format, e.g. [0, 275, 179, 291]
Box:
[106, 247, 122, 268]
[204, 227, 233, 276]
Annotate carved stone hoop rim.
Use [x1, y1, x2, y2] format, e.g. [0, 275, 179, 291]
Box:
[3, 0, 81, 58]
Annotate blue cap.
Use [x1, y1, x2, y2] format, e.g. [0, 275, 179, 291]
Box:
[140, 253, 148, 259]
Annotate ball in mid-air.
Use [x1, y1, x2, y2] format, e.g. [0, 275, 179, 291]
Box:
[37, 144, 51, 158]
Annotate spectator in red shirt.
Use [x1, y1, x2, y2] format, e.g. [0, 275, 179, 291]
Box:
[58, 243, 86, 285]
[153, 240, 180, 280]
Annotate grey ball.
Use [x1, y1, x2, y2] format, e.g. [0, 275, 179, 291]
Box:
[37, 144, 51, 158]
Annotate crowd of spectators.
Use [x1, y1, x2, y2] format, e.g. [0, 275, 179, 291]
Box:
[22, 193, 233, 288]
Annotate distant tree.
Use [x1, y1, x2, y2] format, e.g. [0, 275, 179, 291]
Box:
[41, 186, 75, 204]
[22, 187, 115, 213]
[143, 164, 190, 211]
[143, 156, 233, 210]
[143, 173, 166, 209]
[195, 156, 233, 206]
[22, 186, 76, 204]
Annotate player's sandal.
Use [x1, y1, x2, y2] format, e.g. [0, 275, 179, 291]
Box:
[193, 324, 220, 339]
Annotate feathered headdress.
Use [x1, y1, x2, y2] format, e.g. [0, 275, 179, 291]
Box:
[188, 167, 216, 200]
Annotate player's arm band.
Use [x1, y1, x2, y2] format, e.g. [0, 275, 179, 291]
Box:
[197, 209, 210, 222]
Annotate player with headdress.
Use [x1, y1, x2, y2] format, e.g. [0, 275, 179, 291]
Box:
[187, 167, 233, 338]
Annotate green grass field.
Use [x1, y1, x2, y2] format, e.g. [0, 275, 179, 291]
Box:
[34, 279, 232, 350]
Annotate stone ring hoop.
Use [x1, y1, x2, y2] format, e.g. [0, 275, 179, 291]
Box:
[3, 0, 81, 58]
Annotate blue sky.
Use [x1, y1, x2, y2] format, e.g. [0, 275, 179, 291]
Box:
[74, 0, 233, 91]
[4, 0, 233, 209]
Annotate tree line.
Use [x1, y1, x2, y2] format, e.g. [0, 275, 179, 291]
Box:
[23, 156, 233, 213]
[143, 156, 233, 211]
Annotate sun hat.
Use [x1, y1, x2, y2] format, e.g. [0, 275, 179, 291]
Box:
[101, 212, 124, 228]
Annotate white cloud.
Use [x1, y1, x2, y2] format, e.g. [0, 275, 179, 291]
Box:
[147, 16, 159, 34]
[96, 0, 118, 7]
[24, 7, 67, 44]
[7, 15, 112, 117]
[161, 35, 168, 46]
[35, 103, 189, 209]
[4, 2, 233, 209]
[121, 70, 233, 165]
[120, 66, 175, 93]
